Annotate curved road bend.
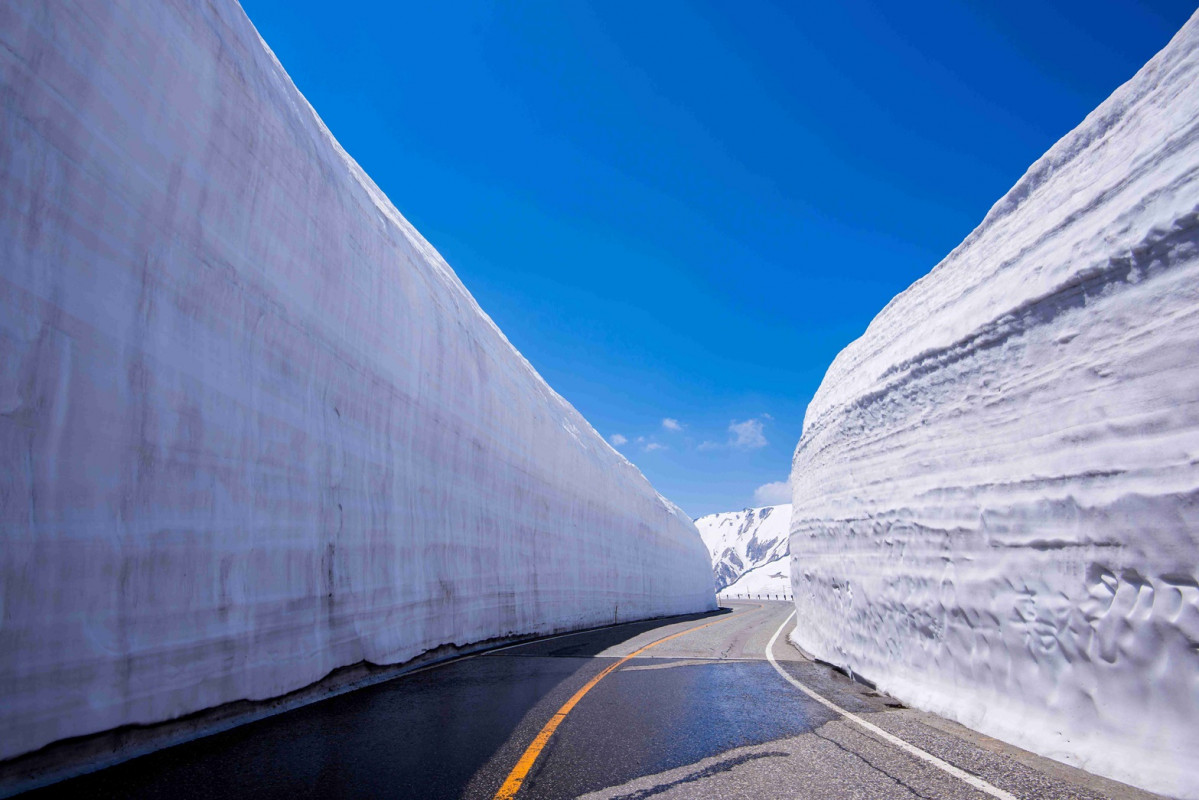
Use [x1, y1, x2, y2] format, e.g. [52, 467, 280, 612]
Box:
[27, 601, 1159, 800]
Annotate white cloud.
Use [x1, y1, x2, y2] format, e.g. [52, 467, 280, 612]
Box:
[697, 441, 721, 451]
[753, 480, 791, 506]
[609, 433, 628, 446]
[729, 417, 767, 449]
[636, 436, 646, 443]
[661, 418, 683, 432]
[644, 442, 666, 452]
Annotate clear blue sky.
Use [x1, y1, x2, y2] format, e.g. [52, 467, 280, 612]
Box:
[241, 0, 1194, 518]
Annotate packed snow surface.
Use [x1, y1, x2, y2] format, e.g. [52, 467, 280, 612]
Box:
[720, 560, 791, 599]
[789, 13, 1199, 799]
[0, 0, 714, 760]
[695, 505, 791, 595]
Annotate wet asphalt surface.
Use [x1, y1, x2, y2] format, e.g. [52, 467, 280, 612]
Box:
[23, 602, 1162, 800]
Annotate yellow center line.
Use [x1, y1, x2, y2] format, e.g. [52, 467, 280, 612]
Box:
[492, 604, 762, 799]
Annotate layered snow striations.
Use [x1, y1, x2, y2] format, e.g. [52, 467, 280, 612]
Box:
[695, 505, 791, 596]
[0, 0, 714, 761]
[789, 13, 1199, 799]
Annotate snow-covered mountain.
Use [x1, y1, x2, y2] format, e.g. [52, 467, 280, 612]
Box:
[0, 0, 714, 763]
[722, 558, 791, 598]
[695, 505, 791, 595]
[789, 12, 1199, 799]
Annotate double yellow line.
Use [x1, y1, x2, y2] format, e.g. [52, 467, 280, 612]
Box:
[493, 608, 747, 799]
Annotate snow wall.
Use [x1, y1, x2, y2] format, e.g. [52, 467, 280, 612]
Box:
[0, 0, 715, 762]
[789, 13, 1199, 799]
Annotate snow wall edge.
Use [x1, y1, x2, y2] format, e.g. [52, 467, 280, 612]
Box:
[789, 11, 1199, 799]
[0, 0, 715, 761]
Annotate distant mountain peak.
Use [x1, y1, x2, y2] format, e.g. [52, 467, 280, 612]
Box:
[694, 504, 791, 595]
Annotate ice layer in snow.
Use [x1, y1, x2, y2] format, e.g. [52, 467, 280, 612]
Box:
[789, 12, 1199, 799]
[0, 0, 714, 761]
[695, 505, 791, 595]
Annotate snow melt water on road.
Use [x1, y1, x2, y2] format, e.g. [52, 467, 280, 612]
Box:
[0, 0, 713, 762]
[789, 11, 1199, 799]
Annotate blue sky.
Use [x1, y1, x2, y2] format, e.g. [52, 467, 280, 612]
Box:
[241, 0, 1194, 518]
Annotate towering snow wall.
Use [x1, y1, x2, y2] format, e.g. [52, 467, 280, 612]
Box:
[0, 0, 715, 762]
[789, 13, 1199, 799]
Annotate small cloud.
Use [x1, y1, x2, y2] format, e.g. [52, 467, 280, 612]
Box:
[609, 434, 628, 446]
[636, 436, 646, 444]
[662, 418, 683, 432]
[729, 417, 767, 449]
[644, 442, 666, 452]
[753, 480, 791, 506]
[697, 441, 721, 451]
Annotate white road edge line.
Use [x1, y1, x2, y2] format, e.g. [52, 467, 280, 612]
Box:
[766, 610, 1018, 800]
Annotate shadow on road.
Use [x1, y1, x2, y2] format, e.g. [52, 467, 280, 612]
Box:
[497, 608, 733, 659]
[22, 608, 733, 800]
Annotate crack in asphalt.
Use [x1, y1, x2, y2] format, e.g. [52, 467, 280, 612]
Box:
[812, 729, 944, 800]
[602, 751, 790, 800]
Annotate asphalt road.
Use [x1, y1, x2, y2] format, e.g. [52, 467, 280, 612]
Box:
[25, 601, 1161, 799]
